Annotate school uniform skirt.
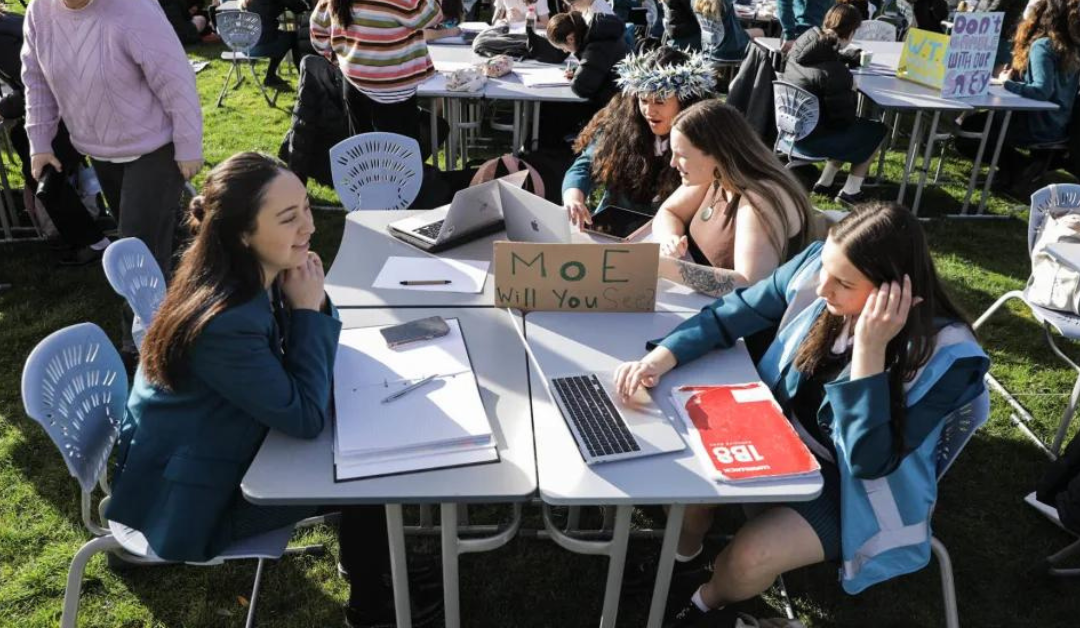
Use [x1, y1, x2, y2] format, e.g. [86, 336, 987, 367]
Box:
[794, 118, 887, 165]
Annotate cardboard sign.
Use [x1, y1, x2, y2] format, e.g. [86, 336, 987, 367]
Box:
[897, 28, 951, 89]
[941, 12, 1003, 99]
[493, 241, 659, 312]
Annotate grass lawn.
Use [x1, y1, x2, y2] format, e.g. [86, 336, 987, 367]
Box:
[2, 31, 1080, 628]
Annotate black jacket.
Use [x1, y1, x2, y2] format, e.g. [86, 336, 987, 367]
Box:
[663, 0, 701, 41]
[159, 0, 200, 45]
[1037, 430, 1080, 535]
[279, 55, 348, 187]
[780, 27, 860, 130]
[245, 0, 310, 46]
[728, 42, 781, 144]
[573, 13, 630, 103]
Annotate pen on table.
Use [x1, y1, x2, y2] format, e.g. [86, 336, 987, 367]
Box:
[381, 373, 439, 404]
[400, 279, 452, 286]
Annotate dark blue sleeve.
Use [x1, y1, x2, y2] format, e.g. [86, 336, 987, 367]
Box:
[651, 241, 823, 365]
[1004, 39, 1056, 101]
[562, 142, 597, 198]
[191, 309, 342, 440]
[825, 355, 990, 479]
[777, 0, 797, 40]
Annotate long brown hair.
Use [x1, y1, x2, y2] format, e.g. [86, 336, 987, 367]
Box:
[793, 202, 971, 470]
[671, 100, 814, 261]
[329, 0, 353, 27]
[1012, 0, 1080, 75]
[821, 3, 862, 42]
[547, 11, 588, 49]
[142, 153, 286, 391]
[574, 47, 709, 207]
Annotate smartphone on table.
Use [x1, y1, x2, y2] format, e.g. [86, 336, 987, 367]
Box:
[379, 316, 451, 348]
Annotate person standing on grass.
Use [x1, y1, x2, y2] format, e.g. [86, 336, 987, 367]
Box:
[241, 0, 310, 90]
[309, 0, 441, 154]
[778, 0, 835, 52]
[22, 0, 203, 357]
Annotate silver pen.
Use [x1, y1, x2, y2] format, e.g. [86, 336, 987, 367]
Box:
[381, 373, 439, 404]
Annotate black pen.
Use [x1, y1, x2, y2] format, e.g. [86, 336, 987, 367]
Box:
[400, 279, 452, 286]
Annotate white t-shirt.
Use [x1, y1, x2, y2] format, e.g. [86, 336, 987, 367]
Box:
[583, 0, 614, 21]
[493, 0, 550, 22]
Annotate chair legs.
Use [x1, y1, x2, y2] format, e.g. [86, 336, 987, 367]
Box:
[244, 558, 266, 628]
[216, 60, 238, 107]
[972, 291, 1079, 458]
[246, 60, 278, 107]
[62, 535, 122, 628]
[1047, 538, 1080, 577]
[930, 537, 960, 628]
[217, 58, 278, 108]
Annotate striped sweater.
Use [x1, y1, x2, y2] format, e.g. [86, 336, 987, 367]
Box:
[309, 0, 441, 102]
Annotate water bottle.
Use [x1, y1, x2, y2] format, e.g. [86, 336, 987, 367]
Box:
[524, 4, 537, 31]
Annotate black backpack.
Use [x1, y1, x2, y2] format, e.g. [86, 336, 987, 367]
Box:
[1036, 430, 1080, 535]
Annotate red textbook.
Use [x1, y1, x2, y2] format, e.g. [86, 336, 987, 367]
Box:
[670, 383, 820, 483]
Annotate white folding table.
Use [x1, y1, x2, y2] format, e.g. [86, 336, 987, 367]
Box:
[524, 311, 823, 628]
[241, 307, 536, 628]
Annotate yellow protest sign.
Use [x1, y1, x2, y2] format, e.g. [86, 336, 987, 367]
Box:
[493, 241, 659, 312]
[897, 28, 951, 89]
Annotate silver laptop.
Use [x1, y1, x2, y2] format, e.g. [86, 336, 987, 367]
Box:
[387, 179, 505, 253]
[547, 371, 685, 465]
[499, 182, 572, 244]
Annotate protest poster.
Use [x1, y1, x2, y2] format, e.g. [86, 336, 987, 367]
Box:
[941, 12, 1003, 99]
[493, 241, 659, 312]
[897, 28, 951, 89]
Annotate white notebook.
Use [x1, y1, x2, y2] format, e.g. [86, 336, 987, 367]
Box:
[332, 319, 496, 479]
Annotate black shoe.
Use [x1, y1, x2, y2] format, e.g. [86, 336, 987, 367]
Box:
[623, 550, 714, 596]
[811, 182, 838, 197]
[264, 74, 291, 90]
[664, 601, 738, 628]
[835, 190, 866, 206]
[57, 246, 103, 267]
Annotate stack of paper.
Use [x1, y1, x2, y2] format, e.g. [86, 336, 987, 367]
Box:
[517, 67, 573, 88]
[332, 319, 498, 480]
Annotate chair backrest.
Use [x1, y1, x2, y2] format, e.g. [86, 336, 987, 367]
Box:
[329, 132, 424, 211]
[1029, 184, 1080, 254]
[102, 238, 167, 335]
[21, 323, 127, 494]
[217, 10, 263, 54]
[772, 81, 820, 153]
[855, 19, 899, 42]
[935, 390, 990, 481]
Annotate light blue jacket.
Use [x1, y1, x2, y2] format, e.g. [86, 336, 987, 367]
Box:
[654, 241, 990, 593]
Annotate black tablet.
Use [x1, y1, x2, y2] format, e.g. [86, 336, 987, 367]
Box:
[582, 206, 654, 242]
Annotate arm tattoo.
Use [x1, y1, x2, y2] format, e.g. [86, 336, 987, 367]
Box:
[676, 260, 738, 297]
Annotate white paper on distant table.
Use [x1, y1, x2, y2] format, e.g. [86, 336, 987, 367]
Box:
[373, 256, 490, 293]
[516, 67, 572, 88]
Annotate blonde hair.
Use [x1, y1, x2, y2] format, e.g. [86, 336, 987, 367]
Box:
[692, 0, 724, 19]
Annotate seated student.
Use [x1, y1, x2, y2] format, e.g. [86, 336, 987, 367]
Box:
[425, 0, 464, 41]
[780, 3, 887, 204]
[662, 0, 703, 50]
[492, 0, 550, 27]
[615, 202, 989, 628]
[103, 153, 436, 628]
[159, 0, 213, 45]
[692, 0, 761, 63]
[566, 0, 616, 22]
[241, 0, 310, 89]
[653, 100, 815, 301]
[547, 11, 630, 102]
[563, 47, 715, 226]
[956, 0, 1080, 193]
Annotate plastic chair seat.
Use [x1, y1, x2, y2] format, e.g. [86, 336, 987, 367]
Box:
[109, 519, 295, 565]
[1023, 293, 1080, 340]
[776, 137, 827, 162]
[221, 51, 268, 62]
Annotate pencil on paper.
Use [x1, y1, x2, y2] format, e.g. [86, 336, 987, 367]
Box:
[381, 374, 439, 403]
[400, 279, 452, 286]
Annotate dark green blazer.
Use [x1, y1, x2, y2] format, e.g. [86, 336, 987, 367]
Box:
[105, 291, 341, 562]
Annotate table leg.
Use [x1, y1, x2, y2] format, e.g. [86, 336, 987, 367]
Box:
[979, 110, 1013, 215]
[599, 506, 633, 628]
[441, 503, 462, 628]
[531, 102, 541, 152]
[874, 110, 895, 184]
[448, 99, 458, 171]
[911, 110, 941, 216]
[645, 504, 686, 628]
[961, 111, 995, 214]
[385, 504, 412, 628]
[512, 101, 523, 155]
[429, 98, 440, 170]
[897, 111, 924, 205]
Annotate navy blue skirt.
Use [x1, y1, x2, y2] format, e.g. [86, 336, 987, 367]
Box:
[795, 118, 887, 165]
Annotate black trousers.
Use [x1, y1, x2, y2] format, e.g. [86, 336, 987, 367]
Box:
[342, 81, 425, 159]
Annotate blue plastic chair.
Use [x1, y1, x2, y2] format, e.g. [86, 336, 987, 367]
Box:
[973, 183, 1080, 457]
[772, 81, 827, 169]
[101, 238, 166, 352]
[21, 323, 316, 628]
[330, 132, 424, 211]
[216, 10, 277, 107]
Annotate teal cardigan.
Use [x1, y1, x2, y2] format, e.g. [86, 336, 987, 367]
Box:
[1004, 37, 1080, 145]
[561, 140, 666, 216]
[105, 291, 341, 562]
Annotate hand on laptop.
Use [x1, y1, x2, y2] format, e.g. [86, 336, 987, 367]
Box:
[563, 189, 592, 228]
[614, 346, 678, 400]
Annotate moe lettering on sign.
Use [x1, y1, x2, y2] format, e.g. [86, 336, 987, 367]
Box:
[493, 241, 660, 312]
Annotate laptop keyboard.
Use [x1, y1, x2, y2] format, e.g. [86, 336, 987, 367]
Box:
[413, 220, 444, 240]
[551, 374, 641, 458]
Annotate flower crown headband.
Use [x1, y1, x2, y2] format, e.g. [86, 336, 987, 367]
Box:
[615, 49, 717, 101]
